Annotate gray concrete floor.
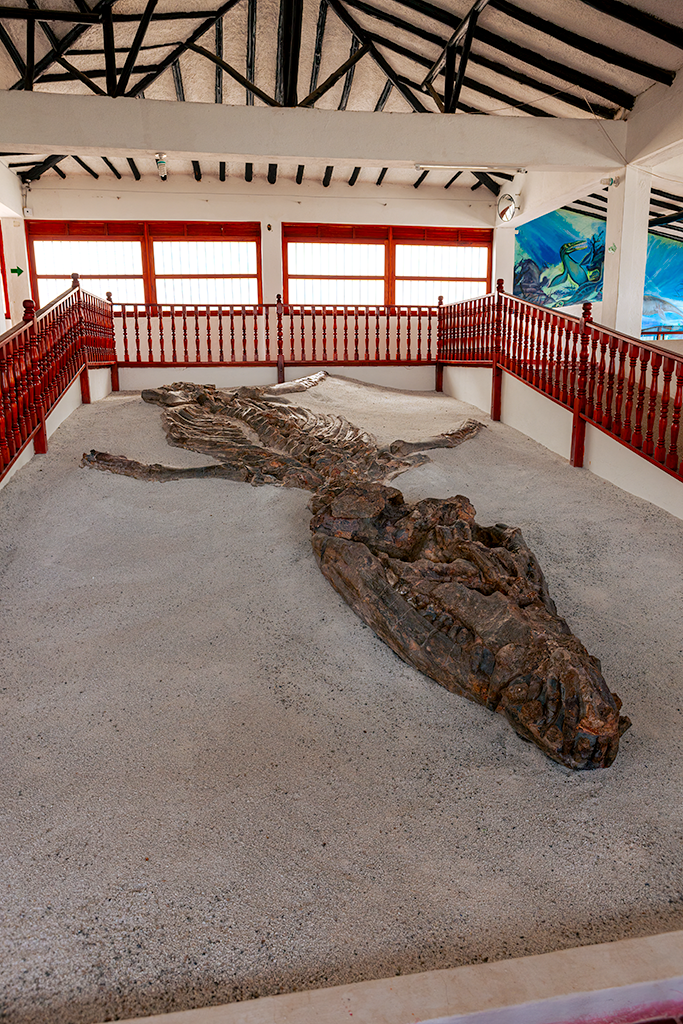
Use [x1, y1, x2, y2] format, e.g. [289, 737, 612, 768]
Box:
[1, 377, 682, 1024]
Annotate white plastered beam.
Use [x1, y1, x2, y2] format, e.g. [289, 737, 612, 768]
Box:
[627, 72, 683, 168]
[0, 160, 23, 217]
[0, 91, 627, 171]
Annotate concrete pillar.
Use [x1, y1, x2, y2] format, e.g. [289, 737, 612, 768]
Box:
[601, 164, 651, 336]
[1, 217, 31, 324]
[260, 218, 283, 303]
[493, 224, 516, 294]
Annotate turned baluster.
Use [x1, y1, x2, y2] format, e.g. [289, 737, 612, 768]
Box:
[593, 332, 607, 424]
[205, 307, 212, 363]
[228, 307, 234, 362]
[654, 357, 674, 463]
[602, 337, 618, 431]
[374, 307, 380, 361]
[192, 307, 200, 362]
[321, 305, 328, 360]
[630, 347, 650, 450]
[146, 303, 154, 362]
[310, 306, 317, 361]
[351, 307, 358, 360]
[289, 306, 295, 362]
[364, 307, 370, 360]
[22, 301, 38, 431]
[299, 305, 305, 361]
[620, 343, 640, 442]
[612, 340, 628, 437]
[241, 308, 248, 362]
[644, 351, 662, 455]
[404, 308, 411, 361]
[0, 340, 15, 461]
[426, 307, 433, 362]
[154, 303, 163, 363]
[523, 305, 532, 382]
[666, 360, 683, 472]
[218, 305, 225, 362]
[263, 305, 270, 362]
[254, 304, 260, 361]
[274, 294, 282, 374]
[585, 330, 599, 421]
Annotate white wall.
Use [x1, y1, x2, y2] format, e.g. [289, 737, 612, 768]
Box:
[1, 217, 30, 324]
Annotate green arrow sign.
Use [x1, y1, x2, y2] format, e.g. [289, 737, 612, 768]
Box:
[10, 266, 23, 276]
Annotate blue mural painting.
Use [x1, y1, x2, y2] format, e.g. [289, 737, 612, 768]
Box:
[514, 209, 605, 308]
[641, 231, 683, 333]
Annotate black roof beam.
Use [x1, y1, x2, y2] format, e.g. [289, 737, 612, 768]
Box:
[214, 15, 223, 103]
[338, 35, 360, 110]
[277, 0, 304, 105]
[340, 0, 617, 117]
[444, 171, 462, 188]
[72, 155, 99, 178]
[322, 165, 333, 187]
[192, 161, 202, 181]
[55, 54, 107, 94]
[19, 154, 67, 182]
[308, 0, 328, 93]
[327, 0, 427, 112]
[246, 0, 256, 104]
[374, 80, 392, 110]
[296, 165, 304, 183]
[127, 157, 141, 180]
[127, 0, 242, 97]
[172, 58, 184, 100]
[268, 163, 277, 184]
[446, 4, 479, 112]
[422, 0, 490, 90]
[472, 171, 500, 195]
[348, 166, 360, 185]
[0, 23, 26, 77]
[52, 164, 66, 178]
[100, 5, 117, 95]
[488, 0, 674, 85]
[245, 163, 253, 182]
[187, 42, 282, 106]
[371, 32, 551, 116]
[376, 167, 387, 185]
[219, 161, 226, 181]
[575, 0, 683, 51]
[116, 0, 157, 96]
[102, 156, 121, 178]
[299, 40, 368, 106]
[390, 0, 634, 110]
[649, 208, 683, 229]
[25, 18, 35, 89]
[0, 5, 100, 22]
[39, 64, 157, 82]
[413, 169, 429, 188]
[9, 0, 117, 91]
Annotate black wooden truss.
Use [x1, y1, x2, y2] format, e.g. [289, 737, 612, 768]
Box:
[0, 0, 682, 121]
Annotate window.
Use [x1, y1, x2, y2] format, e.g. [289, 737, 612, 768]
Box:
[32, 239, 145, 305]
[26, 221, 262, 307]
[283, 224, 492, 305]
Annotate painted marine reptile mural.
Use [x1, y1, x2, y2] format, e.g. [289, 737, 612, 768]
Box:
[82, 374, 630, 770]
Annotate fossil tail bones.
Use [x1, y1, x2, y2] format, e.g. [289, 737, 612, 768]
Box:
[82, 373, 630, 769]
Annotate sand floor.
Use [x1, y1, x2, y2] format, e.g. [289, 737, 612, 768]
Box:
[1, 375, 682, 1024]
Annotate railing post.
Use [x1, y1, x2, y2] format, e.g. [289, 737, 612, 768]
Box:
[570, 301, 592, 467]
[276, 294, 285, 384]
[490, 279, 504, 421]
[23, 298, 48, 454]
[435, 295, 444, 392]
[106, 291, 120, 391]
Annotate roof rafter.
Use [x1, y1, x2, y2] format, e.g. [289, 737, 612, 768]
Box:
[488, 0, 675, 85]
[277, 0, 304, 105]
[327, 0, 427, 112]
[116, 0, 156, 96]
[187, 41, 281, 106]
[126, 0, 242, 98]
[575, 0, 683, 50]
[299, 39, 368, 106]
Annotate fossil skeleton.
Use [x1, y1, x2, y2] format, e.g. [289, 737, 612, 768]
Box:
[82, 373, 630, 769]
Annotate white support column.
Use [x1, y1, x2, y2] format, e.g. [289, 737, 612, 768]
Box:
[601, 164, 651, 336]
[1, 217, 31, 323]
[493, 224, 516, 294]
[260, 219, 283, 303]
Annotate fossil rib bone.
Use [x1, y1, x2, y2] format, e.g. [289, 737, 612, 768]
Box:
[82, 373, 630, 769]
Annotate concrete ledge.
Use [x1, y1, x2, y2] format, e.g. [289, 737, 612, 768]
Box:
[118, 365, 438, 392]
[104, 931, 683, 1024]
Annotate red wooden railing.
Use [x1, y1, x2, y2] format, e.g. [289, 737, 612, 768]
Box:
[0, 275, 116, 481]
[3, 278, 681, 491]
[113, 298, 440, 376]
[438, 280, 683, 482]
